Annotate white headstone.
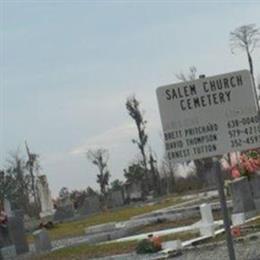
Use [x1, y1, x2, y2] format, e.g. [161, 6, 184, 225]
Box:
[231, 213, 246, 226]
[200, 203, 214, 223]
[37, 175, 55, 221]
[3, 199, 12, 217]
[199, 203, 215, 237]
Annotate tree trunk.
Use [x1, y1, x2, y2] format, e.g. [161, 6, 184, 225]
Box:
[141, 149, 149, 190]
[168, 161, 175, 193]
[247, 49, 255, 86]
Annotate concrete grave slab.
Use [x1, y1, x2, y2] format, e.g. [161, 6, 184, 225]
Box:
[0, 245, 16, 260]
[85, 222, 116, 235]
[33, 229, 52, 253]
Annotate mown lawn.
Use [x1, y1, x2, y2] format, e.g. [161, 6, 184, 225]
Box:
[36, 215, 260, 259]
[32, 230, 198, 260]
[29, 195, 184, 242]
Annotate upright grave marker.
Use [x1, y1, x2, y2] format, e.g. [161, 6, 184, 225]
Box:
[156, 70, 260, 260]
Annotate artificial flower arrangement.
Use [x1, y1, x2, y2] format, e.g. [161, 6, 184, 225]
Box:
[230, 149, 260, 179]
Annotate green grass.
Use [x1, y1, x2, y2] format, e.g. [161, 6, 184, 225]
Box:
[29, 195, 183, 242]
[248, 216, 260, 226]
[34, 240, 137, 260]
[32, 230, 198, 260]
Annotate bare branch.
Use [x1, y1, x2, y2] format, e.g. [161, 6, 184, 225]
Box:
[86, 148, 110, 197]
[175, 66, 197, 82]
[230, 24, 259, 78]
[230, 24, 260, 54]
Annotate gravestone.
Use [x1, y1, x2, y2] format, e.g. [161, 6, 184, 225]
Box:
[124, 182, 142, 201]
[0, 212, 16, 260]
[3, 200, 12, 218]
[85, 222, 116, 235]
[33, 229, 52, 253]
[0, 222, 12, 248]
[85, 228, 128, 244]
[84, 222, 130, 244]
[79, 196, 101, 216]
[163, 240, 182, 251]
[54, 205, 74, 221]
[8, 210, 29, 255]
[54, 188, 74, 221]
[23, 215, 38, 232]
[230, 177, 256, 225]
[37, 175, 55, 224]
[249, 174, 260, 212]
[199, 203, 215, 237]
[0, 245, 16, 260]
[108, 190, 124, 208]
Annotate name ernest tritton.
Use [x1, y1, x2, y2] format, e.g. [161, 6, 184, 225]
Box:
[164, 74, 243, 111]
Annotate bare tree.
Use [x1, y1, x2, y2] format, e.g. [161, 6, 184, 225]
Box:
[160, 153, 176, 194]
[25, 141, 40, 208]
[148, 152, 161, 196]
[5, 151, 31, 213]
[230, 24, 260, 82]
[0, 169, 16, 203]
[257, 74, 260, 91]
[175, 66, 197, 82]
[126, 95, 149, 193]
[86, 149, 110, 200]
[159, 131, 176, 194]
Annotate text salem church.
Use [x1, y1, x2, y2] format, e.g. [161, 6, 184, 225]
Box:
[164, 74, 243, 111]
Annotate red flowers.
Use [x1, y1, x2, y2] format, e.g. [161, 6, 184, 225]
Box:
[240, 153, 260, 174]
[231, 166, 241, 179]
[229, 150, 260, 179]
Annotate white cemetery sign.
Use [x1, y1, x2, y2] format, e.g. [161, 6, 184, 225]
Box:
[156, 70, 260, 163]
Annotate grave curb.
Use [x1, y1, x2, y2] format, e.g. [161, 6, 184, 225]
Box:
[172, 230, 260, 254]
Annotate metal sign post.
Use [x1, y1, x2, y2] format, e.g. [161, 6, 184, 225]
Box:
[213, 158, 236, 260]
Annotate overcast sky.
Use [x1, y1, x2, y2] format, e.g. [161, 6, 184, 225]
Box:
[1, 1, 260, 197]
